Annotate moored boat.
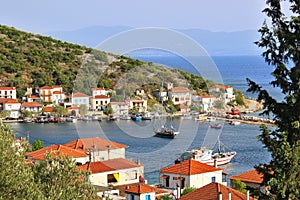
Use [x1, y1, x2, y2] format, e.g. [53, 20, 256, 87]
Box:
[210, 123, 222, 129]
[154, 126, 179, 139]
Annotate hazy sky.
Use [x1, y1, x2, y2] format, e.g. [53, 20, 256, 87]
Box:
[0, 0, 268, 34]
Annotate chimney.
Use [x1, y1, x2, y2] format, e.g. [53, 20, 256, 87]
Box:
[228, 192, 231, 200]
[246, 190, 250, 200]
[218, 192, 222, 200]
[137, 159, 140, 165]
[214, 158, 218, 168]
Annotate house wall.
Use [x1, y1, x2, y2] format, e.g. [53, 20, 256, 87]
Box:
[89, 166, 144, 187]
[129, 100, 147, 112]
[23, 106, 42, 113]
[92, 89, 107, 97]
[90, 148, 126, 162]
[92, 98, 110, 111]
[72, 97, 89, 108]
[169, 92, 191, 106]
[53, 94, 65, 105]
[0, 89, 17, 99]
[111, 104, 129, 116]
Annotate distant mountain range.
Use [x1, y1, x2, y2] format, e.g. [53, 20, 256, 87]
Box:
[46, 26, 262, 56]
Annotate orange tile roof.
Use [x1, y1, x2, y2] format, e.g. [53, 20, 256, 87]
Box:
[72, 92, 89, 97]
[125, 184, 159, 195]
[180, 182, 255, 200]
[77, 158, 143, 173]
[160, 160, 222, 175]
[27, 144, 87, 160]
[28, 95, 40, 99]
[0, 87, 16, 90]
[229, 169, 263, 184]
[43, 106, 54, 112]
[94, 95, 109, 99]
[0, 98, 9, 103]
[64, 137, 128, 151]
[92, 87, 106, 91]
[4, 99, 20, 104]
[22, 102, 43, 107]
[170, 87, 190, 93]
[40, 85, 62, 89]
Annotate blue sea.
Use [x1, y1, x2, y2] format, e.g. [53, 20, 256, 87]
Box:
[9, 55, 280, 184]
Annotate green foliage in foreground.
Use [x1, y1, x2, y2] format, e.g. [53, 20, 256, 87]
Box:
[0, 120, 97, 199]
[31, 139, 44, 151]
[247, 0, 300, 199]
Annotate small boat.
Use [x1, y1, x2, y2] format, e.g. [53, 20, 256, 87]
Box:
[66, 117, 77, 123]
[226, 108, 240, 115]
[195, 114, 208, 121]
[154, 126, 179, 139]
[206, 117, 216, 122]
[108, 114, 118, 121]
[82, 116, 92, 121]
[181, 114, 192, 120]
[119, 115, 131, 120]
[92, 114, 102, 121]
[210, 123, 222, 129]
[227, 120, 240, 126]
[175, 136, 236, 166]
[23, 117, 32, 123]
[131, 114, 142, 121]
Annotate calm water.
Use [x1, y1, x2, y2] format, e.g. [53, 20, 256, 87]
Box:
[10, 118, 271, 184]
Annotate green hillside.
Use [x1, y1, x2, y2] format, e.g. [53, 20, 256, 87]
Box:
[0, 25, 209, 98]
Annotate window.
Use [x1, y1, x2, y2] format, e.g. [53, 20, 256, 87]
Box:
[145, 194, 150, 200]
[130, 194, 134, 200]
[211, 176, 216, 183]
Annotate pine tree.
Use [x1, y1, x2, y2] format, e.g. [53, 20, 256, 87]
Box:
[247, 0, 300, 199]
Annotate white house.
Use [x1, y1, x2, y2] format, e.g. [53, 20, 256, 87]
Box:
[39, 85, 64, 104]
[153, 89, 168, 102]
[209, 85, 235, 103]
[0, 87, 17, 99]
[21, 102, 43, 113]
[26, 144, 89, 164]
[125, 184, 168, 200]
[159, 160, 226, 189]
[110, 102, 129, 116]
[92, 95, 110, 111]
[168, 87, 191, 106]
[77, 158, 144, 187]
[70, 92, 90, 108]
[129, 99, 147, 112]
[200, 95, 216, 112]
[63, 137, 128, 162]
[3, 99, 21, 119]
[92, 87, 108, 97]
[163, 82, 173, 90]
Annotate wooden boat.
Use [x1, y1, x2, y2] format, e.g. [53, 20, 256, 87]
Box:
[154, 126, 179, 139]
[210, 123, 222, 129]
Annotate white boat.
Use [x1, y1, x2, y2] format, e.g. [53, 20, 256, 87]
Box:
[175, 138, 236, 166]
[227, 120, 241, 126]
[66, 117, 77, 123]
[195, 114, 208, 121]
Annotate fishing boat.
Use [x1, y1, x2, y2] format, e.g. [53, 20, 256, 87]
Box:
[175, 137, 236, 166]
[131, 114, 142, 121]
[227, 120, 241, 126]
[154, 125, 179, 139]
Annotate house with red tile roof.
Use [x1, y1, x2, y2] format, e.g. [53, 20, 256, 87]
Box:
[125, 184, 168, 200]
[92, 87, 108, 98]
[168, 87, 191, 106]
[200, 95, 216, 112]
[209, 85, 235, 103]
[39, 85, 64, 104]
[2, 99, 21, 119]
[0, 87, 17, 99]
[77, 158, 144, 187]
[63, 137, 128, 161]
[92, 95, 110, 111]
[21, 102, 43, 113]
[110, 102, 129, 116]
[179, 182, 255, 200]
[26, 95, 42, 103]
[27, 144, 89, 164]
[160, 160, 226, 190]
[70, 92, 90, 109]
[230, 169, 268, 195]
[129, 99, 147, 112]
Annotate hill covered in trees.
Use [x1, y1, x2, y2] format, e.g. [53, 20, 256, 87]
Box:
[0, 24, 210, 98]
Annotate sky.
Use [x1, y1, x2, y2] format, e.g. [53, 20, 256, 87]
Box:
[0, 0, 268, 34]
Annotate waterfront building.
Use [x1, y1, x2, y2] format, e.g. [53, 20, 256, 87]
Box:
[39, 85, 64, 104]
[2, 99, 21, 119]
[77, 158, 144, 187]
[63, 137, 128, 161]
[92, 95, 110, 111]
[200, 95, 216, 112]
[209, 85, 235, 104]
[129, 99, 147, 113]
[70, 92, 90, 108]
[168, 87, 191, 106]
[179, 182, 254, 200]
[92, 87, 108, 97]
[159, 160, 226, 189]
[0, 87, 17, 99]
[110, 102, 129, 116]
[21, 102, 43, 113]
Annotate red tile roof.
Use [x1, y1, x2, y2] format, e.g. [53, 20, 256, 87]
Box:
[40, 85, 62, 89]
[125, 184, 167, 195]
[229, 169, 263, 184]
[94, 95, 109, 99]
[28, 95, 40, 99]
[0, 98, 9, 103]
[77, 158, 143, 173]
[180, 182, 255, 200]
[22, 102, 43, 107]
[64, 137, 128, 151]
[160, 160, 222, 175]
[72, 92, 89, 97]
[92, 87, 106, 91]
[170, 87, 190, 93]
[43, 106, 54, 112]
[4, 99, 20, 104]
[0, 87, 16, 90]
[27, 144, 87, 160]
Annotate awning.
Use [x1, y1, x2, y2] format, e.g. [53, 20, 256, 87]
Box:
[161, 175, 169, 179]
[113, 173, 120, 183]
